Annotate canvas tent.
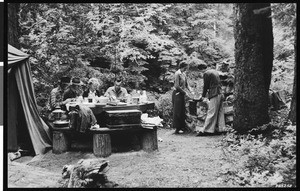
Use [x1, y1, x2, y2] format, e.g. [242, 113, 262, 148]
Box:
[8, 44, 52, 155]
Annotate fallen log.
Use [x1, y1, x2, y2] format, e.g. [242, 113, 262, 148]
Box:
[58, 158, 118, 188]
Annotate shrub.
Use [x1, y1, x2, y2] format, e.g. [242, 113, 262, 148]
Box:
[219, 116, 296, 187]
[155, 90, 173, 128]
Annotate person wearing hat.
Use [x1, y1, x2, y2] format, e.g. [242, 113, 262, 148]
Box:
[63, 77, 84, 101]
[49, 76, 71, 111]
[194, 64, 226, 136]
[82, 77, 101, 98]
[104, 77, 128, 102]
[172, 61, 194, 134]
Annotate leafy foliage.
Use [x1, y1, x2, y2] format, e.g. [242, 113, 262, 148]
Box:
[18, 3, 234, 109]
[270, 3, 296, 94]
[219, 108, 296, 187]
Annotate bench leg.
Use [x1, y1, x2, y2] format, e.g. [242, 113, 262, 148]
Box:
[93, 134, 112, 157]
[53, 131, 70, 154]
[142, 129, 158, 152]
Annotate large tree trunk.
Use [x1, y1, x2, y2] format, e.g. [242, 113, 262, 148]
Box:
[288, 33, 296, 124]
[8, 3, 20, 48]
[233, 3, 273, 133]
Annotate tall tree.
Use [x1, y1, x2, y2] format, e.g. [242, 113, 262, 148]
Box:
[8, 3, 20, 47]
[233, 3, 273, 133]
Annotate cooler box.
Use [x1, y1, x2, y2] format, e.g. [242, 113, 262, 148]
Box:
[104, 109, 142, 128]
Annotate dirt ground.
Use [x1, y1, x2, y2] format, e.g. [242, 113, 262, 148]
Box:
[8, 128, 233, 188]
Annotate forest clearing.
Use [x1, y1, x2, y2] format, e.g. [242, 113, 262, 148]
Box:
[6, 3, 296, 188]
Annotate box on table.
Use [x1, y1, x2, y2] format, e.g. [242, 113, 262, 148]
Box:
[104, 109, 142, 128]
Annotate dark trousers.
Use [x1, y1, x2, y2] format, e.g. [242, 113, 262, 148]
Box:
[172, 91, 185, 132]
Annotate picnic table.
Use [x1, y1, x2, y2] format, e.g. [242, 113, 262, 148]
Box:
[52, 101, 157, 157]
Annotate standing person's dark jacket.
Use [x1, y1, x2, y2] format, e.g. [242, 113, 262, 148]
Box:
[202, 69, 222, 99]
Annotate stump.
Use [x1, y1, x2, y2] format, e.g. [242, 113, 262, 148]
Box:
[53, 131, 70, 154]
[141, 128, 158, 152]
[93, 134, 111, 157]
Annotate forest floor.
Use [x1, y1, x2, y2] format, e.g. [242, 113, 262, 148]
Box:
[7, 127, 238, 188]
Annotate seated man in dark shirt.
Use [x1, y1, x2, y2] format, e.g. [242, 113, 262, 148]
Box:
[104, 77, 128, 102]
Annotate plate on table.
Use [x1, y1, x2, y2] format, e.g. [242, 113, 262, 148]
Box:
[94, 103, 107, 106]
[117, 102, 127, 106]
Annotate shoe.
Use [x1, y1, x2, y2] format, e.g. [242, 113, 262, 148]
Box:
[178, 130, 184, 134]
[196, 132, 214, 136]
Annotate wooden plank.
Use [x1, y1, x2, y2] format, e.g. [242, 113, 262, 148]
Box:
[106, 123, 141, 128]
[89, 125, 143, 134]
[93, 134, 111, 157]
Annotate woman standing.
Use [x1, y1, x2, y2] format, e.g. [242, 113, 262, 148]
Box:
[172, 61, 193, 134]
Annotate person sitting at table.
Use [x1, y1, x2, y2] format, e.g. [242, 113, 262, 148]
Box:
[104, 77, 128, 102]
[63, 77, 84, 100]
[49, 76, 71, 111]
[47, 76, 72, 122]
[62, 77, 99, 132]
[82, 77, 101, 98]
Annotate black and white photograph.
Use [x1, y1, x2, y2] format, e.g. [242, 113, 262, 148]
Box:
[5, 3, 297, 188]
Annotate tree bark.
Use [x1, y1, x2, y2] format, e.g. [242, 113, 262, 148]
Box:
[288, 33, 296, 124]
[233, 3, 273, 133]
[8, 3, 20, 48]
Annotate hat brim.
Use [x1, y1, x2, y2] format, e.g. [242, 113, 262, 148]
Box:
[71, 82, 84, 86]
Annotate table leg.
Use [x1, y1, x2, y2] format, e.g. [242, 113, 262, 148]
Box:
[93, 134, 112, 157]
[141, 129, 158, 152]
[52, 131, 70, 154]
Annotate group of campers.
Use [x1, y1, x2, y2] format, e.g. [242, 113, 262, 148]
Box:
[47, 76, 128, 132]
[46, 60, 285, 135]
[173, 60, 287, 136]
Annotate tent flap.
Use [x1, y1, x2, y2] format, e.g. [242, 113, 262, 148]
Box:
[8, 44, 52, 155]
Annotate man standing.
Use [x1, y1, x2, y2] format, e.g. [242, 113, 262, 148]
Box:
[195, 64, 225, 136]
[104, 77, 128, 102]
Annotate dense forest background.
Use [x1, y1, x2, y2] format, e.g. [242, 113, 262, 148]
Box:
[8, 3, 296, 187]
[17, 3, 295, 110]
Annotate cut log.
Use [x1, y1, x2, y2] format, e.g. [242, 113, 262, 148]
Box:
[93, 134, 111, 157]
[141, 128, 158, 152]
[59, 158, 118, 188]
[53, 131, 70, 154]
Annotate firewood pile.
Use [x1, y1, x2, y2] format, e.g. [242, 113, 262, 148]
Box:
[57, 158, 118, 188]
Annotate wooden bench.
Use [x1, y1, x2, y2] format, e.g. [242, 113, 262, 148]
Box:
[52, 125, 158, 157]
